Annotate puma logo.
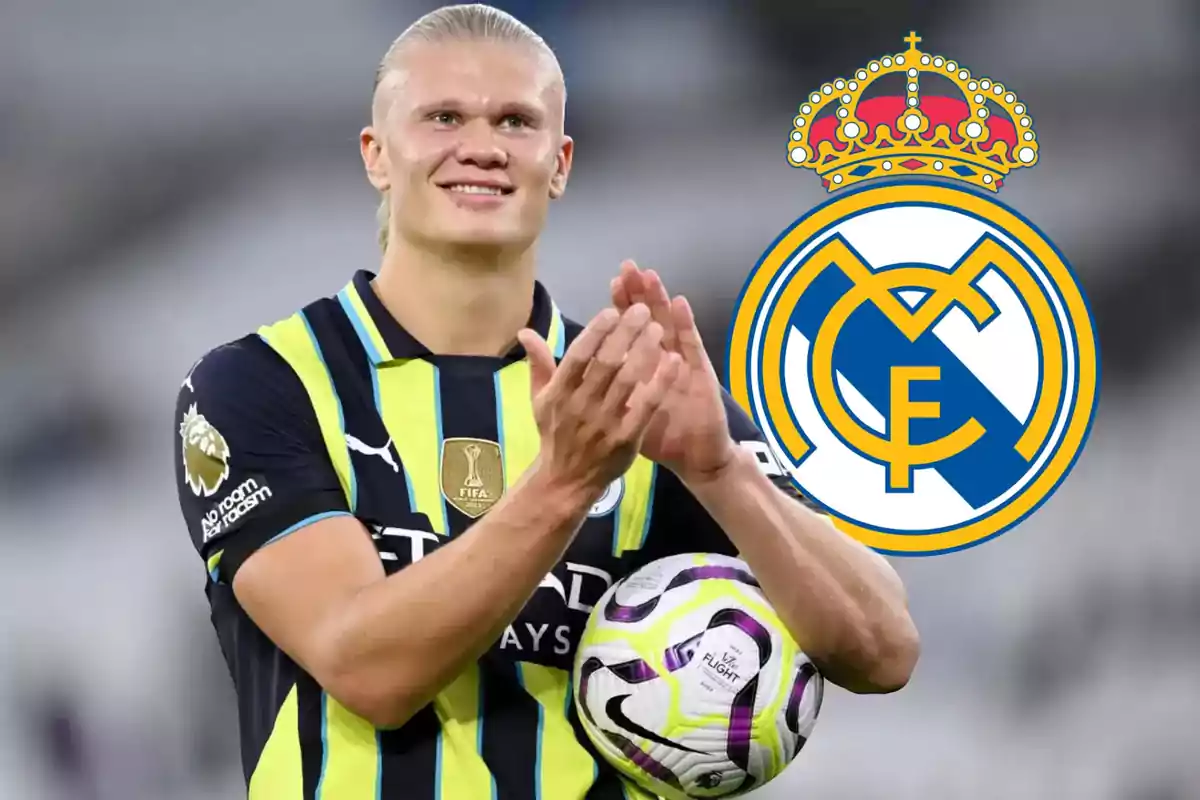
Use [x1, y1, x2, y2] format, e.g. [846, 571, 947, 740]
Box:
[346, 434, 399, 473]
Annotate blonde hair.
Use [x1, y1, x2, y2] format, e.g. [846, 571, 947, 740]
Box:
[372, 4, 562, 253]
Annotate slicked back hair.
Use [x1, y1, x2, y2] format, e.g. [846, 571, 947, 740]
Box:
[371, 4, 562, 252]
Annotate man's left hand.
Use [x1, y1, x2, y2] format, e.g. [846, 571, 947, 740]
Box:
[609, 260, 736, 483]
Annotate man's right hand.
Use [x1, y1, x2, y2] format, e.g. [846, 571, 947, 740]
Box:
[518, 303, 682, 503]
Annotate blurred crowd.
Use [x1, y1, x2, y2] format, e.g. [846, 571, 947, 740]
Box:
[0, 1, 1196, 798]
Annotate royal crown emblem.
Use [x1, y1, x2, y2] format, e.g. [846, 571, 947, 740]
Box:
[787, 32, 1038, 192]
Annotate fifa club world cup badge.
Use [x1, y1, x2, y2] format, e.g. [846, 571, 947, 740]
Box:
[726, 33, 1100, 555]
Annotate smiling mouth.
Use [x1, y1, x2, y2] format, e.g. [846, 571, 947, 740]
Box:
[440, 183, 514, 197]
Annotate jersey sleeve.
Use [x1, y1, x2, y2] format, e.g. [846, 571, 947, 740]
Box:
[638, 387, 818, 563]
[173, 335, 351, 583]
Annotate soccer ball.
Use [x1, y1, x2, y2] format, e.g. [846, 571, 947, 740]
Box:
[573, 553, 823, 799]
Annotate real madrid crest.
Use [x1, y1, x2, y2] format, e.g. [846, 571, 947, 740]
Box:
[727, 33, 1099, 555]
[441, 437, 504, 518]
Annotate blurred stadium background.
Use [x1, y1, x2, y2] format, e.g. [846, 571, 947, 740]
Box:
[1, 0, 1197, 798]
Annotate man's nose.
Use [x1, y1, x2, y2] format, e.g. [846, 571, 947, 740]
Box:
[454, 119, 507, 168]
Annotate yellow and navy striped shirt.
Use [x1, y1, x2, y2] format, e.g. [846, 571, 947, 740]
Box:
[174, 270, 791, 800]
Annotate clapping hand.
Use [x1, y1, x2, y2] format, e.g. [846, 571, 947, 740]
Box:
[609, 260, 736, 484]
[518, 303, 684, 502]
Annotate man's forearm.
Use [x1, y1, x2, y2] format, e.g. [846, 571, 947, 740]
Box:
[325, 461, 595, 726]
[684, 447, 919, 693]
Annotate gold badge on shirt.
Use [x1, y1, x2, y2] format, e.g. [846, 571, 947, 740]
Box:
[441, 438, 504, 518]
[179, 403, 231, 498]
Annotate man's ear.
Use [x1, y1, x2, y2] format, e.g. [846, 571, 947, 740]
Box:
[549, 135, 574, 200]
[361, 127, 391, 192]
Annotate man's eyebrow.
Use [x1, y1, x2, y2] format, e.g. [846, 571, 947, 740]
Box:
[495, 101, 544, 121]
[409, 100, 545, 122]
[411, 99, 466, 117]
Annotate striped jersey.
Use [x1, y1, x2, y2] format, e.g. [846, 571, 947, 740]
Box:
[174, 270, 792, 800]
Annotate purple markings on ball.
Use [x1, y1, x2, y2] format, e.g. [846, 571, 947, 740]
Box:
[666, 566, 760, 592]
[579, 657, 661, 726]
[784, 663, 817, 735]
[706, 608, 774, 667]
[577, 657, 607, 724]
[664, 632, 704, 672]
[604, 593, 661, 623]
[786, 663, 823, 757]
[605, 732, 683, 790]
[604, 565, 760, 623]
[608, 658, 659, 685]
[725, 676, 760, 792]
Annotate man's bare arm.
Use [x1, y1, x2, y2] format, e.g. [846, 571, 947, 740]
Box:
[685, 447, 919, 694]
[233, 463, 593, 728]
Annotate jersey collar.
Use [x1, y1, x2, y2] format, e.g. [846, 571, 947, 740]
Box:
[338, 270, 566, 364]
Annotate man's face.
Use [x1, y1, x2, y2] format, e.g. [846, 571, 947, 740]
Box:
[363, 40, 572, 254]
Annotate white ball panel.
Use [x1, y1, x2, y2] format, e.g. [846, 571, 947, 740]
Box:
[575, 553, 824, 798]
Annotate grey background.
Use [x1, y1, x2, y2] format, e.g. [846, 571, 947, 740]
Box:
[0, 1, 1196, 798]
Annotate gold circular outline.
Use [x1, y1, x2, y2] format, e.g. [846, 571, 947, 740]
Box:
[727, 183, 1098, 553]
